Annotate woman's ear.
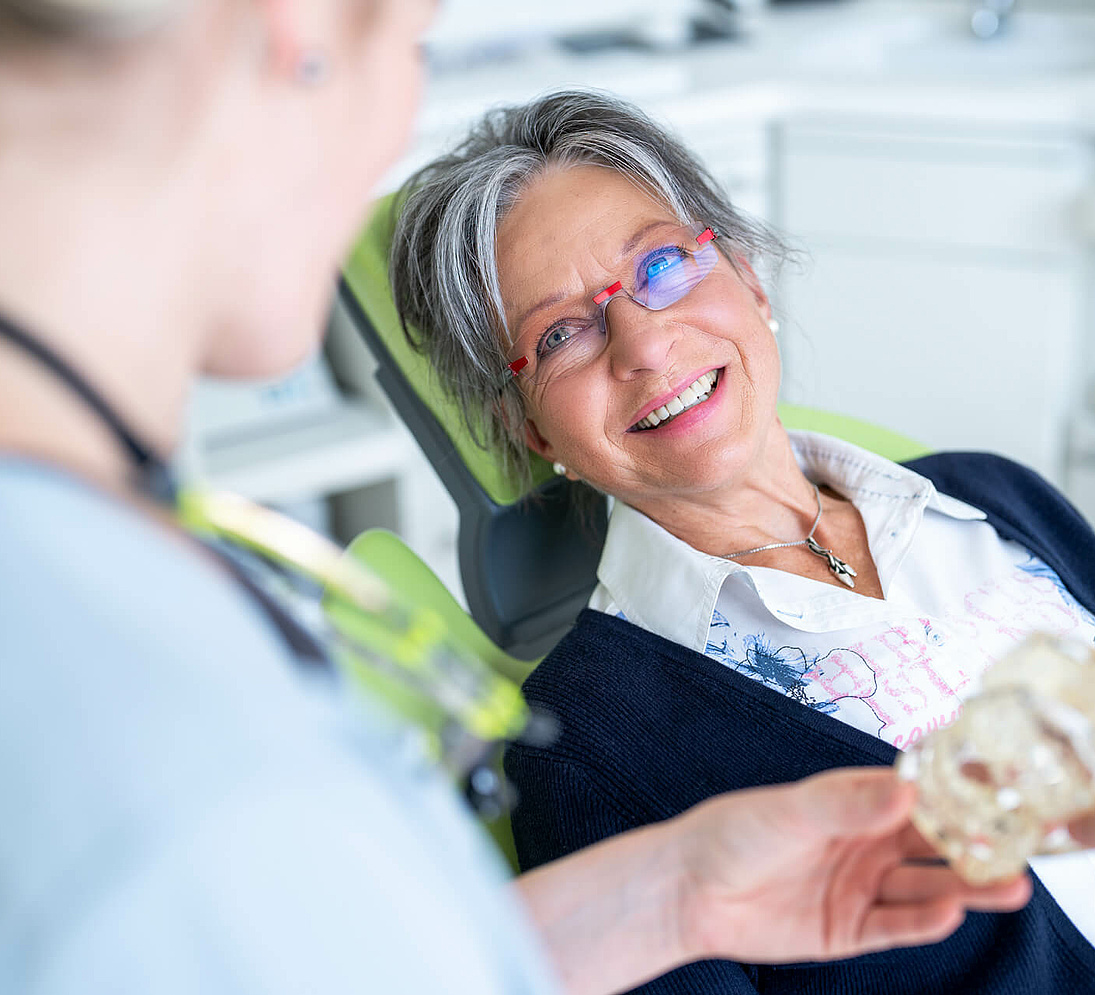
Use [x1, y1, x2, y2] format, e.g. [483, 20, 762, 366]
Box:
[256, 0, 336, 81]
[733, 254, 772, 321]
[259, 0, 300, 77]
[523, 418, 555, 460]
[525, 420, 581, 481]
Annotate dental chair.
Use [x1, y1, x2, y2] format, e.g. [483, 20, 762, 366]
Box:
[338, 193, 930, 869]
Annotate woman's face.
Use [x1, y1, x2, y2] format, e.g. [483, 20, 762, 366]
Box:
[497, 164, 781, 513]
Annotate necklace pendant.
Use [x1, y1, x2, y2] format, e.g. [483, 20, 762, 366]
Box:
[805, 536, 857, 589]
[831, 561, 857, 588]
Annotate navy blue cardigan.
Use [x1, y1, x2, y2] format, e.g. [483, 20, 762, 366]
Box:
[506, 453, 1095, 994]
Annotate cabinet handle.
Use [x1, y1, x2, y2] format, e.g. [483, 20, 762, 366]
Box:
[1074, 189, 1095, 245]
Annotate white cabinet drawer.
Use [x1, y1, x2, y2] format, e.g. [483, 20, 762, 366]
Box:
[777, 124, 1087, 256]
[652, 93, 770, 203]
[779, 251, 1080, 481]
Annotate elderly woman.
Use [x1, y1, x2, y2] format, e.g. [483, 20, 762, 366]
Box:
[392, 90, 1095, 994]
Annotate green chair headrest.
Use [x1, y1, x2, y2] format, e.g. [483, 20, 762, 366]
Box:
[342, 194, 553, 508]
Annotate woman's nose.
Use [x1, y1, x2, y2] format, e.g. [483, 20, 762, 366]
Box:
[604, 296, 674, 378]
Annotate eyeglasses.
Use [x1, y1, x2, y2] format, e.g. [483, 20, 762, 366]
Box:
[505, 224, 720, 387]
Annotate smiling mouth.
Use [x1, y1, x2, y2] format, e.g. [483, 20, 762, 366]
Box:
[631, 370, 721, 431]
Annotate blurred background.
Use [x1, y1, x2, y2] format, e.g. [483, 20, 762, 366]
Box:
[181, 0, 1095, 604]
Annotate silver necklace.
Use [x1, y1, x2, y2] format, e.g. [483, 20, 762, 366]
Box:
[721, 483, 858, 589]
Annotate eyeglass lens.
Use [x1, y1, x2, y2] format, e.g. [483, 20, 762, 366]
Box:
[508, 224, 719, 386]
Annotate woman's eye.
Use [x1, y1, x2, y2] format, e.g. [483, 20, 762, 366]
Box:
[641, 247, 686, 285]
[540, 323, 580, 355]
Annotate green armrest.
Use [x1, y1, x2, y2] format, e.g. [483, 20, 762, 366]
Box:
[343, 529, 536, 688]
[342, 528, 533, 872]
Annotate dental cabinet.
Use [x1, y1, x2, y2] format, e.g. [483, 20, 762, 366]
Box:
[774, 112, 1092, 485]
[183, 0, 1095, 603]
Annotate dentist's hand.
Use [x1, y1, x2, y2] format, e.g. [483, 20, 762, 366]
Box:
[673, 767, 1033, 967]
[517, 767, 1033, 995]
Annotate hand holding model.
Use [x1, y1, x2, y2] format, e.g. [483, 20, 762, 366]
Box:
[519, 768, 1032, 995]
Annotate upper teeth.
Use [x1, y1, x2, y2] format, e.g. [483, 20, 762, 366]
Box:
[634, 371, 719, 431]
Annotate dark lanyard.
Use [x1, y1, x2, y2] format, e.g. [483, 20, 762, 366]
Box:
[0, 309, 176, 500]
[0, 308, 328, 666]
[0, 308, 543, 812]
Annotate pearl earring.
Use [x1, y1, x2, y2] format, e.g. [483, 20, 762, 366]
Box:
[295, 48, 330, 86]
[768, 317, 780, 335]
[553, 462, 568, 477]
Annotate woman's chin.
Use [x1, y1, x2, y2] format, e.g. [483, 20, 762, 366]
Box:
[617, 374, 777, 500]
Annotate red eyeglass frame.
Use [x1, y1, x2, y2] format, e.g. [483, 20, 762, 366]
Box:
[505, 226, 719, 382]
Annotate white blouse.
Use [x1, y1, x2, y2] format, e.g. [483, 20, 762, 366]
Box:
[589, 429, 1095, 944]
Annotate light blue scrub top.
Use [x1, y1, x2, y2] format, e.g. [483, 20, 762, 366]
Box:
[0, 459, 556, 995]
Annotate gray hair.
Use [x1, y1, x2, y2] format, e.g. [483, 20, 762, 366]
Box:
[391, 89, 791, 489]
